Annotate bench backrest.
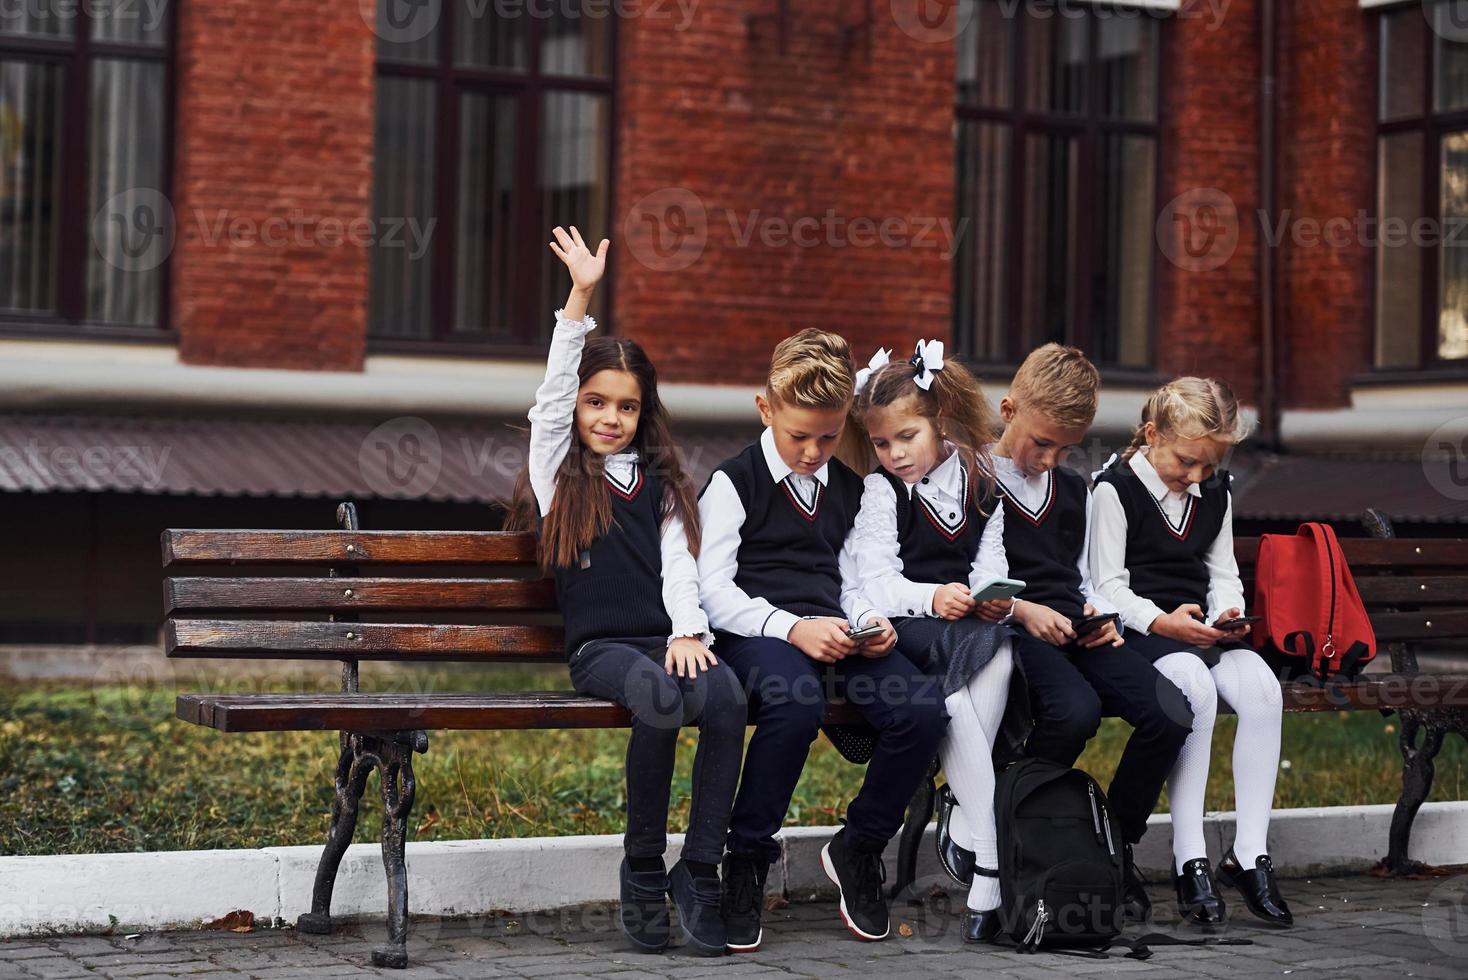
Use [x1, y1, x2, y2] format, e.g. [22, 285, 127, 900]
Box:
[162, 507, 1468, 684]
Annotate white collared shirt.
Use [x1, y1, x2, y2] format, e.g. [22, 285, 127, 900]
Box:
[526, 308, 711, 647]
[987, 449, 1116, 616]
[848, 448, 1007, 618]
[1089, 447, 1247, 634]
[697, 427, 880, 640]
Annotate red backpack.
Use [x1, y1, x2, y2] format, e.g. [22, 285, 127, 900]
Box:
[1251, 522, 1376, 681]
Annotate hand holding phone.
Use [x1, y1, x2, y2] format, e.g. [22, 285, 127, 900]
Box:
[1212, 614, 1261, 630]
[1071, 612, 1121, 638]
[845, 623, 886, 642]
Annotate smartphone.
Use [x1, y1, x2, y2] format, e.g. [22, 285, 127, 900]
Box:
[1213, 614, 1261, 630]
[846, 623, 887, 642]
[971, 576, 1027, 602]
[1072, 612, 1121, 637]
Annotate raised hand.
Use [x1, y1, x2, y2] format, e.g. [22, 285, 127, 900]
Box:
[548, 225, 609, 293]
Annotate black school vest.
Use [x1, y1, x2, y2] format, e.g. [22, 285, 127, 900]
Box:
[712, 442, 864, 624]
[879, 461, 992, 592]
[1093, 458, 1230, 614]
[996, 466, 1089, 621]
[552, 464, 675, 655]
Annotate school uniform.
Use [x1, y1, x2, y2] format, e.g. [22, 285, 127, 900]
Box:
[989, 452, 1192, 849]
[1091, 449, 1285, 911]
[530, 309, 745, 869]
[698, 429, 948, 864]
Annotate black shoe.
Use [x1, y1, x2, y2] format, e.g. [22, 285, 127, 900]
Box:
[668, 860, 727, 956]
[619, 857, 670, 953]
[1121, 844, 1152, 922]
[935, 784, 976, 886]
[960, 907, 1002, 944]
[1218, 848, 1293, 927]
[1174, 857, 1228, 926]
[821, 828, 890, 941]
[720, 851, 767, 953]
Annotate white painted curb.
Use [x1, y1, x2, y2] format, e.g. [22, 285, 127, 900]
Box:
[2, 802, 1465, 937]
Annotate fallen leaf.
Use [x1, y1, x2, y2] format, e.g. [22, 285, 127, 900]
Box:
[204, 910, 254, 933]
[764, 894, 789, 912]
[898, 922, 914, 938]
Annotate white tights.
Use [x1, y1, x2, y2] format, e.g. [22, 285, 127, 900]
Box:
[1152, 647, 1284, 874]
[938, 640, 1014, 912]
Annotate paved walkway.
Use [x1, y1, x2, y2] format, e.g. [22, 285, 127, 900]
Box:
[3, 873, 1467, 979]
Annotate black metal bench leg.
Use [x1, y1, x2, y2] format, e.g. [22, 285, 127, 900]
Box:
[371, 731, 425, 969]
[890, 757, 939, 901]
[1384, 714, 1446, 874]
[297, 735, 373, 936]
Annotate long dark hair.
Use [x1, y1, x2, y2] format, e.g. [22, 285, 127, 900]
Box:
[506, 337, 702, 571]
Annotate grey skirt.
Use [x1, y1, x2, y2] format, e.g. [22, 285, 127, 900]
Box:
[893, 615, 1016, 698]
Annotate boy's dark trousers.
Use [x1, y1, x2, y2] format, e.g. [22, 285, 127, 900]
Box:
[1012, 632, 1193, 846]
[714, 632, 949, 865]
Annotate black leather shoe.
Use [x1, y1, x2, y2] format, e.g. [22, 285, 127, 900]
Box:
[1174, 857, 1227, 926]
[935, 783, 976, 886]
[619, 857, 670, 952]
[1121, 844, 1151, 922]
[1218, 848, 1293, 927]
[960, 907, 1002, 944]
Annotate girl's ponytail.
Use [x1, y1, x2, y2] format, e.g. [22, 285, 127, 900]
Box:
[1123, 377, 1253, 463]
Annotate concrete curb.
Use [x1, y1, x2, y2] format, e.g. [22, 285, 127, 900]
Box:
[2, 802, 1465, 937]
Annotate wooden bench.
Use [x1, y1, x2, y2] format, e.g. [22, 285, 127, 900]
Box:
[162, 503, 1468, 967]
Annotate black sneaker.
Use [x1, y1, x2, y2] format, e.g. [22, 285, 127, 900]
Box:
[669, 860, 727, 956]
[619, 857, 670, 953]
[720, 852, 767, 952]
[820, 828, 890, 941]
[1122, 844, 1152, 922]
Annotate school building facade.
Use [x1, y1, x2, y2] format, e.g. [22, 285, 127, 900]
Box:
[0, 0, 1465, 645]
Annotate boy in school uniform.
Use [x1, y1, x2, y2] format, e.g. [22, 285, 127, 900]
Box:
[959, 343, 1193, 921]
[697, 329, 948, 950]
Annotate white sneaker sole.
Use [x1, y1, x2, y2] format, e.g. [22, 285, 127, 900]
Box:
[725, 930, 762, 953]
[820, 843, 889, 942]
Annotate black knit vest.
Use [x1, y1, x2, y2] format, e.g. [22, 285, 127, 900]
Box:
[878, 462, 992, 591]
[996, 466, 1089, 621]
[552, 464, 674, 656]
[1093, 458, 1230, 614]
[711, 441, 864, 624]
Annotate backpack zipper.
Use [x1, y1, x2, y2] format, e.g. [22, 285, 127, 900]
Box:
[1321, 527, 1339, 672]
[1087, 783, 1103, 844]
[1022, 899, 1050, 948]
[1100, 803, 1116, 857]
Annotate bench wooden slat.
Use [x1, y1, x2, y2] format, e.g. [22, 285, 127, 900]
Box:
[161, 530, 538, 566]
[1366, 610, 1468, 642]
[174, 675, 1468, 732]
[175, 692, 870, 732]
[1355, 576, 1468, 606]
[164, 577, 557, 614]
[165, 620, 565, 661]
[1232, 537, 1468, 568]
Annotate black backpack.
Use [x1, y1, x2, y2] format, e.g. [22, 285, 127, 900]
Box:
[994, 758, 1124, 952]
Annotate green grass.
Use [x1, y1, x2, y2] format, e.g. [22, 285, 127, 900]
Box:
[1, 667, 1464, 856]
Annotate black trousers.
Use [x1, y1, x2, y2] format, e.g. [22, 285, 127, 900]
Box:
[1012, 633, 1193, 846]
[716, 633, 948, 865]
[568, 636, 748, 866]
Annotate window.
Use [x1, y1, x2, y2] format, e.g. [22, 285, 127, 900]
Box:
[371, 0, 613, 350]
[1375, 1, 1468, 369]
[0, 2, 172, 331]
[953, 0, 1161, 368]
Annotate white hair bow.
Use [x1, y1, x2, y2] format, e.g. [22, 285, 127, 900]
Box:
[909, 339, 945, 391]
[855, 347, 892, 395]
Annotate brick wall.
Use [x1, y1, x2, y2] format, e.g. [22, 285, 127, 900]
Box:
[171, 0, 374, 370]
[611, 2, 956, 385]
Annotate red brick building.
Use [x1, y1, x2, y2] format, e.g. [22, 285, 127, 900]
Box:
[1, 0, 1465, 644]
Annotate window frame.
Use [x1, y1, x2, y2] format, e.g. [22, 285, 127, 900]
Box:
[369, 3, 618, 357]
[952, 0, 1164, 377]
[0, 5, 177, 342]
[1369, 0, 1468, 375]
